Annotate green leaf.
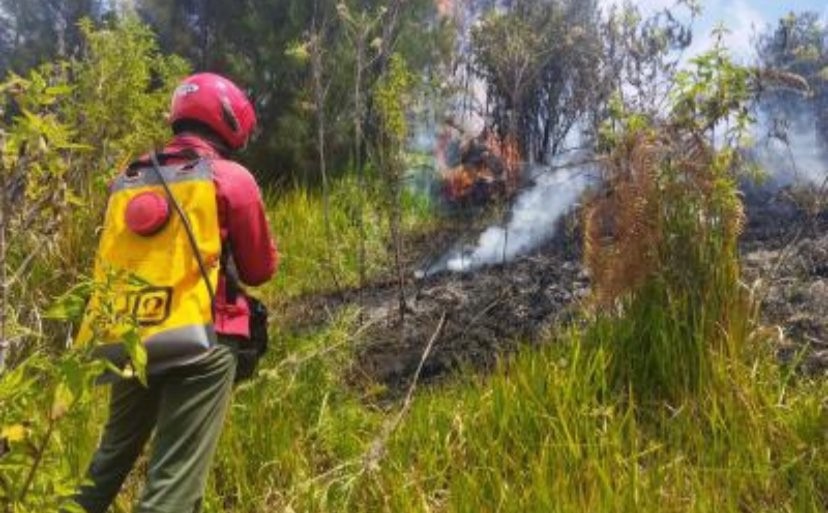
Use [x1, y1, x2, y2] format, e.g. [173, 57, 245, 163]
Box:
[45, 283, 92, 322]
[44, 85, 73, 96]
[50, 383, 73, 420]
[122, 330, 148, 386]
[285, 41, 310, 63]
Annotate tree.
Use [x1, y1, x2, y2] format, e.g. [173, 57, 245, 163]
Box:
[471, 1, 602, 161]
[0, 0, 105, 74]
[598, 1, 694, 119]
[135, 0, 442, 185]
[473, 0, 601, 161]
[756, 11, 828, 148]
[372, 53, 413, 322]
[470, 0, 693, 164]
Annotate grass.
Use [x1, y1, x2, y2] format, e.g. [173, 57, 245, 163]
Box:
[194, 175, 827, 512]
[204, 313, 826, 512]
[263, 175, 436, 300]
[200, 119, 826, 510]
[14, 171, 826, 513]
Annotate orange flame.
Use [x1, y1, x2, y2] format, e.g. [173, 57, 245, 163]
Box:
[439, 128, 522, 204]
[435, 0, 454, 18]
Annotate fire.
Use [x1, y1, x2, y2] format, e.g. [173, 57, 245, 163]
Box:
[435, 0, 475, 21]
[438, 127, 522, 205]
[435, 0, 452, 17]
[435, 0, 457, 18]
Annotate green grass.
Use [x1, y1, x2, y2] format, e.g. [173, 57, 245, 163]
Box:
[199, 151, 826, 511]
[205, 315, 826, 512]
[20, 176, 825, 513]
[200, 177, 826, 511]
[263, 176, 435, 301]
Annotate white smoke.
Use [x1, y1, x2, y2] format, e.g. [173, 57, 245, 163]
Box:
[423, 159, 593, 275]
[752, 110, 828, 187]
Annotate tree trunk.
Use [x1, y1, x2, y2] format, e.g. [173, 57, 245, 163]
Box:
[354, 31, 367, 294]
[0, 154, 9, 371]
[311, 19, 341, 292]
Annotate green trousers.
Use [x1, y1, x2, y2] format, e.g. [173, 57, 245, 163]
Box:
[75, 341, 237, 513]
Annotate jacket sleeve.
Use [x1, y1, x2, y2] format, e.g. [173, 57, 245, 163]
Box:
[219, 163, 279, 286]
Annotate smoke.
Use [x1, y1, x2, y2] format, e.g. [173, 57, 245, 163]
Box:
[752, 110, 828, 187]
[420, 157, 594, 276]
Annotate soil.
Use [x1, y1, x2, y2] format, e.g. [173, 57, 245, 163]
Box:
[350, 246, 588, 394]
[283, 183, 827, 396]
[741, 184, 828, 375]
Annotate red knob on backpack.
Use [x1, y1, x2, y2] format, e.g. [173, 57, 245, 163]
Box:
[125, 192, 171, 236]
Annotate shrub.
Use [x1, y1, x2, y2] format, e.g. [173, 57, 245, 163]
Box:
[584, 46, 754, 401]
[1, 17, 188, 512]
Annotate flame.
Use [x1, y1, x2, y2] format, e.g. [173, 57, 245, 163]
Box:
[436, 0, 473, 20]
[438, 127, 522, 204]
[435, 0, 454, 18]
[484, 130, 521, 192]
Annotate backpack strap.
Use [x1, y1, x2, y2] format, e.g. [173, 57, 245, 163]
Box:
[220, 241, 243, 304]
[127, 149, 202, 172]
[147, 151, 216, 321]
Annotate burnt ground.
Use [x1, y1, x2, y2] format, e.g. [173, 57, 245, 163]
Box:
[741, 184, 828, 375]
[283, 184, 828, 396]
[349, 244, 588, 394]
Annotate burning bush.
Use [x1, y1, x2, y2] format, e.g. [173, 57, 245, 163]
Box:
[438, 128, 521, 205]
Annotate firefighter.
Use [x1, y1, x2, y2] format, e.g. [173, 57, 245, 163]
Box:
[73, 72, 278, 513]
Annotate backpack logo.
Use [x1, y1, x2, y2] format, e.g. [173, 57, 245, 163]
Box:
[117, 287, 173, 326]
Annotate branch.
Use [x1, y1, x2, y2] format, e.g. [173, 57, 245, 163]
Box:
[17, 413, 56, 503]
[363, 311, 446, 472]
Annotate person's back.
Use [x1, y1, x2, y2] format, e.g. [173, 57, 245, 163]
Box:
[74, 73, 277, 513]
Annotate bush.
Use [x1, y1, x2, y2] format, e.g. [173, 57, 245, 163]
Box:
[584, 46, 753, 401]
[0, 17, 188, 512]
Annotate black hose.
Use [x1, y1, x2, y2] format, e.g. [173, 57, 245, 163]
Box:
[148, 151, 216, 320]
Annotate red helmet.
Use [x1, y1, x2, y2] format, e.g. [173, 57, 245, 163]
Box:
[169, 73, 257, 150]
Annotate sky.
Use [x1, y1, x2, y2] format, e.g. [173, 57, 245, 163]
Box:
[599, 0, 828, 64]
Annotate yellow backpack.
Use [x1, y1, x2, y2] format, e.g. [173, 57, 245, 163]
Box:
[77, 153, 220, 374]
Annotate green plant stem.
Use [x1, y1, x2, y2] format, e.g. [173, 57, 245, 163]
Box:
[0, 155, 9, 372]
[354, 28, 367, 296]
[17, 414, 56, 503]
[310, 11, 341, 294]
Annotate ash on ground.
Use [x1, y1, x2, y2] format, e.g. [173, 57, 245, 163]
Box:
[286, 184, 826, 396]
[350, 246, 588, 394]
[741, 184, 828, 376]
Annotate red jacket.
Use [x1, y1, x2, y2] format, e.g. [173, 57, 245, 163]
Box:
[160, 134, 278, 338]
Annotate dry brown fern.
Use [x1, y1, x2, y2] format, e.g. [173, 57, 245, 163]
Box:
[585, 130, 663, 304]
[584, 125, 744, 306]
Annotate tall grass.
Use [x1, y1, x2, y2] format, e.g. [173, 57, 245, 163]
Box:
[203, 138, 826, 512]
[263, 176, 434, 300]
[35, 152, 828, 512]
[205, 317, 826, 512]
[264, 178, 385, 299]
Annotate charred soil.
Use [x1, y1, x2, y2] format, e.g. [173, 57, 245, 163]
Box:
[742, 184, 828, 375]
[281, 184, 827, 396]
